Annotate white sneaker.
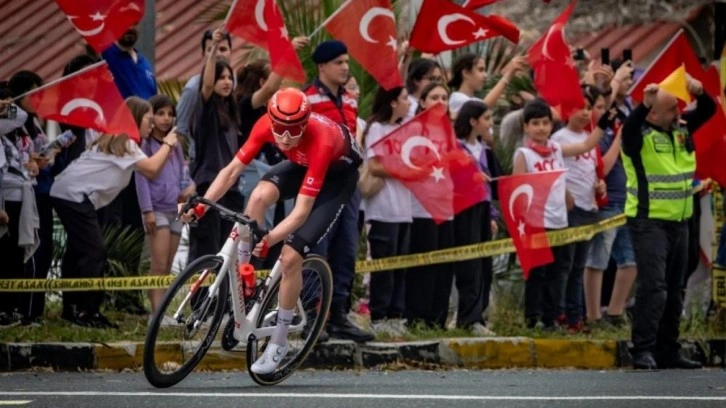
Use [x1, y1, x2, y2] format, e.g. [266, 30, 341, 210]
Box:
[250, 343, 288, 374]
[471, 322, 495, 336]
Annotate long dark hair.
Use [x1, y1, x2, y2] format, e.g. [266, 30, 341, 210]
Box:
[362, 86, 405, 145]
[406, 59, 442, 95]
[149, 94, 176, 137]
[8, 70, 43, 139]
[448, 53, 480, 90]
[454, 100, 488, 140]
[196, 60, 240, 133]
[235, 59, 270, 99]
[416, 82, 449, 114]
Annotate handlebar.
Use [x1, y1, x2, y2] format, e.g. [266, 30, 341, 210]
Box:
[179, 195, 268, 241]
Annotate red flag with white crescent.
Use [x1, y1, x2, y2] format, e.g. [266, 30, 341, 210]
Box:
[27, 62, 140, 142]
[55, 0, 144, 53]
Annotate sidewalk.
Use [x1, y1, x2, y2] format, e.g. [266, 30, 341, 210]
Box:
[2, 338, 724, 371]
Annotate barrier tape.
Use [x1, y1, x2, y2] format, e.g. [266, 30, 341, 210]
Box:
[0, 214, 626, 292]
[714, 266, 726, 308]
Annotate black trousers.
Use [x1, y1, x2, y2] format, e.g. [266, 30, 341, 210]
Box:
[188, 183, 245, 262]
[480, 203, 494, 319]
[628, 217, 689, 357]
[405, 218, 454, 328]
[0, 202, 26, 316]
[52, 197, 106, 315]
[453, 202, 485, 328]
[524, 236, 571, 328]
[368, 221, 410, 322]
[27, 192, 53, 319]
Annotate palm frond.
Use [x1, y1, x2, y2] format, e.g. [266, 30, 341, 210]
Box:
[157, 78, 186, 105]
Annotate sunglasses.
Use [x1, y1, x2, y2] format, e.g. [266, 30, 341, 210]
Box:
[271, 123, 306, 140]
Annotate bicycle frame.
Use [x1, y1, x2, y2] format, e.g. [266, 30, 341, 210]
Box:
[172, 221, 307, 345]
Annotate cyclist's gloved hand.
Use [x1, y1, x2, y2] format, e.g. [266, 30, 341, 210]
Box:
[253, 236, 270, 259]
[179, 203, 206, 223]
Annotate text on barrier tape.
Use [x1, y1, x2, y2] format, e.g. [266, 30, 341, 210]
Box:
[0, 214, 626, 292]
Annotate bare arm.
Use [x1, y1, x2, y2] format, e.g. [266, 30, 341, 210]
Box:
[601, 129, 622, 176]
[483, 56, 526, 108]
[368, 157, 390, 178]
[561, 126, 605, 158]
[266, 195, 315, 246]
[134, 144, 173, 179]
[134, 128, 179, 179]
[512, 151, 527, 175]
[201, 28, 224, 102]
[250, 72, 284, 109]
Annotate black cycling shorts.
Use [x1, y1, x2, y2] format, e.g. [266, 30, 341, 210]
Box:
[260, 161, 358, 257]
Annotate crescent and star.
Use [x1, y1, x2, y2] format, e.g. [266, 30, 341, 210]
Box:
[508, 184, 534, 237]
[400, 136, 445, 182]
[436, 13, 488, 46]
[359, 7, 397, 52]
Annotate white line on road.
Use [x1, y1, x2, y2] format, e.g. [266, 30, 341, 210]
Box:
[0, 402, 32, 406]
[2, 392, 726, 401]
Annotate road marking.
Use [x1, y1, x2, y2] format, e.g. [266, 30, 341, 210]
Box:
[0, 402, 32, 406]
[2, 392, 726, 401]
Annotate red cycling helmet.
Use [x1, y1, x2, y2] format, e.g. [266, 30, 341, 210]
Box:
[268, 88, 311, 126]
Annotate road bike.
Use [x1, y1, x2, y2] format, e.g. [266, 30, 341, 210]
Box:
[143, 196, 332, 387]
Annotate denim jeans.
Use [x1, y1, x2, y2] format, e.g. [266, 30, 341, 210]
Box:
[560, 207, 599, 325]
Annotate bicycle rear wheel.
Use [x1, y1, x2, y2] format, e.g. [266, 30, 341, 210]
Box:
[143, 255, 229, 388]
[247, 255, 333, 386]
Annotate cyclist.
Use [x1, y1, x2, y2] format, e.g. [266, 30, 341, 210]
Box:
[182, 87, 362, 374]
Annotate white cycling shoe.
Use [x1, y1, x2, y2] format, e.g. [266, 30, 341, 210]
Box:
[250, 343, 288, 374]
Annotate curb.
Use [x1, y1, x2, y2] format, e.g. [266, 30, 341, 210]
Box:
[1, 338, 724, 372]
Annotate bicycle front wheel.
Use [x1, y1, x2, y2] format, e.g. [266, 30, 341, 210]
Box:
[247, 254, 333, 386]
[143, 255, 229, 388]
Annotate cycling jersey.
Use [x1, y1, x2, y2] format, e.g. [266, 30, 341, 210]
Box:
[236, 112, 362, 197]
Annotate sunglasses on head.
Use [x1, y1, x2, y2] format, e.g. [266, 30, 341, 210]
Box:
[271, 122, 306, 140]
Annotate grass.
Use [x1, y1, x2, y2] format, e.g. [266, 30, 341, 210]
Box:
[2, 283, 723, 344]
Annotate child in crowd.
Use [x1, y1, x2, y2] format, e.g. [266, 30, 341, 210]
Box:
[512, 99, 611, 329]
[136, 94, 194, 321]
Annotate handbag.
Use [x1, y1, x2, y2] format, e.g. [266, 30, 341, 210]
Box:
[358, 160, 384, 199]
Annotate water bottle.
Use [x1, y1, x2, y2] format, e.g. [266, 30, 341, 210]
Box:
[40, 130, 76, 160]
[237, 263, 256, 298]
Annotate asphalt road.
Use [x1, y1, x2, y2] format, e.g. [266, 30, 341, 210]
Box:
[1, 369, 725, 408]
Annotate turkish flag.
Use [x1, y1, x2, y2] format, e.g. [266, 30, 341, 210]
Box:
[55, 0, 144, 53]
[498, 170, 565, 279]
[226, 0, 267, 48]
[528, 6, 583, 121]
[27, 62, 140, 142]
[265, 1, 306, 83]
[410, 0, 520, 54]
[370, 104, 457, 223]
[693, 67, 726, 186]
[629, 30, 704, 103]
[226, 0, 305, 82]
[462, 0, 500, 9]
[527, 0, 576, 66]
[449, 147, 488, 214]
[323, 0, 402, 90]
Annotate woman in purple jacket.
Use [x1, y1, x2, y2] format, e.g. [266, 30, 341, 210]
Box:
[136, 95, 195, 317]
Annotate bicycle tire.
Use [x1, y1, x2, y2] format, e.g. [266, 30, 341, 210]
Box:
[143, 255, 229, 388]
[246, 254, 333, 386]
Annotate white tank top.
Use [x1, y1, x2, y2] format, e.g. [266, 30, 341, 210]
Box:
[514, 141, 568, 229]
[551, 127, 598, 211]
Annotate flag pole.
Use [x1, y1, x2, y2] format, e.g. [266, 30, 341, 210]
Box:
[11, 61, 106, 102]
[223, 0, 239, 27]
[308, 0, 352, 39]
[627, 29, 684, 95]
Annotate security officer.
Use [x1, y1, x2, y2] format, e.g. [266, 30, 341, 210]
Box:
[621, 78, 716, 369]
